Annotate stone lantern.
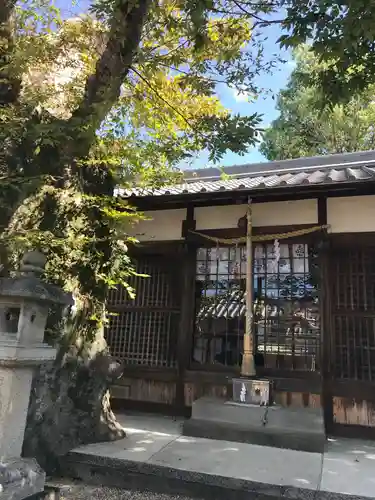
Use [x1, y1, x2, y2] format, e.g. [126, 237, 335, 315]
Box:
[0, 251, 72, 499]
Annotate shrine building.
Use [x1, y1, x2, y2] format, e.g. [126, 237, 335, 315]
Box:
[106, 149, 375, 439]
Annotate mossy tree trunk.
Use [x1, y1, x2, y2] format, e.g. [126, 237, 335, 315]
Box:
[1, 0, 151, 472]
[22, 163, 127, 473]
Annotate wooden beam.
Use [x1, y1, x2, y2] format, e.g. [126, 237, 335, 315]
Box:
[318, 196, 327, 226]
[181, 204, 196, 237]
[129, 240, 183, 256]
[176, 205, 197, 410]
[318, 196, 334, 433]
[329, 232, 375, 248]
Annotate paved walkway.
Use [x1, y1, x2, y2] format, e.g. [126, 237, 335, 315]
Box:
[64, 413, 375, 499]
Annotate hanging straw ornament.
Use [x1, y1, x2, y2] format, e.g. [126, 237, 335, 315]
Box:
[273, 239, 280, 272]
[232, 242, 240, 278]
[215, 240, 220, 278]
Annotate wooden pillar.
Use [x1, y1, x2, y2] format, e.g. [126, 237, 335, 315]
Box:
[241, 199, 256, 377]
[318, 196, 333, 433]
[176, 205, 196, 410]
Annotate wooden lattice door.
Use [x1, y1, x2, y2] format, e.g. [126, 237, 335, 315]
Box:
[106, 254, 182, 368]
[327, 240, 375, 434]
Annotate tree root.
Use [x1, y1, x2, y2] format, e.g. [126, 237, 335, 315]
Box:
[22, 353, 126, 474]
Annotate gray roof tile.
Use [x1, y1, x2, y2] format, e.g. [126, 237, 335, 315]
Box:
[121, 150, 375, 199]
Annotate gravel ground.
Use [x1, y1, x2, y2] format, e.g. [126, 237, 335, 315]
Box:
[54, 482, 195, 500]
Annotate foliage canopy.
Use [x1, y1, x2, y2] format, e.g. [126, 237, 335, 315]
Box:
[260, 46, 375, 161]
[279, 0, 375, 103]
[1, 0, 276, 309]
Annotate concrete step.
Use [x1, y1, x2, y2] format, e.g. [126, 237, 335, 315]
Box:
[59, 450, 316, 500]
[183, 397, 326, 454]
[56, 413, 375, 500]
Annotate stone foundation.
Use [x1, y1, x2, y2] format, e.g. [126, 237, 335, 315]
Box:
[183, 397, 325, 453]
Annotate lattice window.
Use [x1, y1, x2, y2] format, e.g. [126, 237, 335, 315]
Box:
[332, 248, 375, 381]
[192, 243, 320, 371]
[108, 259, 174, 309]
[193, 246, 246, 366]
[106, 257, 180, 367]
[254, 242, 320, 371]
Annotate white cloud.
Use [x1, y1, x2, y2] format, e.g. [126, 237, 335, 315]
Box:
[232, 89, 249, 102]
[230, 85, 250, 103]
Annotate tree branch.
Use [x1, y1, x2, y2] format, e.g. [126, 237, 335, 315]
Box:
[232, 0, 283, 28]
[154, 61, 227, 85]
[129, 65, 214, 147]
[0, 0, 20, 105]
[68, 0, 151, 152]
[130, 66, 196, 131]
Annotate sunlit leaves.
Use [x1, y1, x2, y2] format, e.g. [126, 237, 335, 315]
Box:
[6, 0, 273, 169]
[2, 0, 280, 329]
[15, 14, 104, 117]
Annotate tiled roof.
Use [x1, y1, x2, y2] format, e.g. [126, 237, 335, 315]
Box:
[197, 289, 246, 320]
[123, 150, 375, 199]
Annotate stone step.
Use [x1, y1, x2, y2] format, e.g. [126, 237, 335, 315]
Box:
[59, 445, 373, 500]
[183, 397, 325, 454]
[59, 451, 312, 500]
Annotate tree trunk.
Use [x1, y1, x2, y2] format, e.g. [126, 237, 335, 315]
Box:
[23, 342, 125, 473]
[23, 163, 126, 474]
[2, 0, 152, 472]
[0, 0, 20, 105]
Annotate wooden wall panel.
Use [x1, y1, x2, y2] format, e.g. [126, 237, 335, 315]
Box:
[112, 377, 176, 405]
[308, 393, 322, 408]
[184, 382, 229, 406]
[333, 397, 375, 427]
[273, 391, 321, 408]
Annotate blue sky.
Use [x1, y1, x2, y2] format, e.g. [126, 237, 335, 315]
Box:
[213, 24, 294, 167]
[196, 17, 295, 168]
[56, 0, 294, 168]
